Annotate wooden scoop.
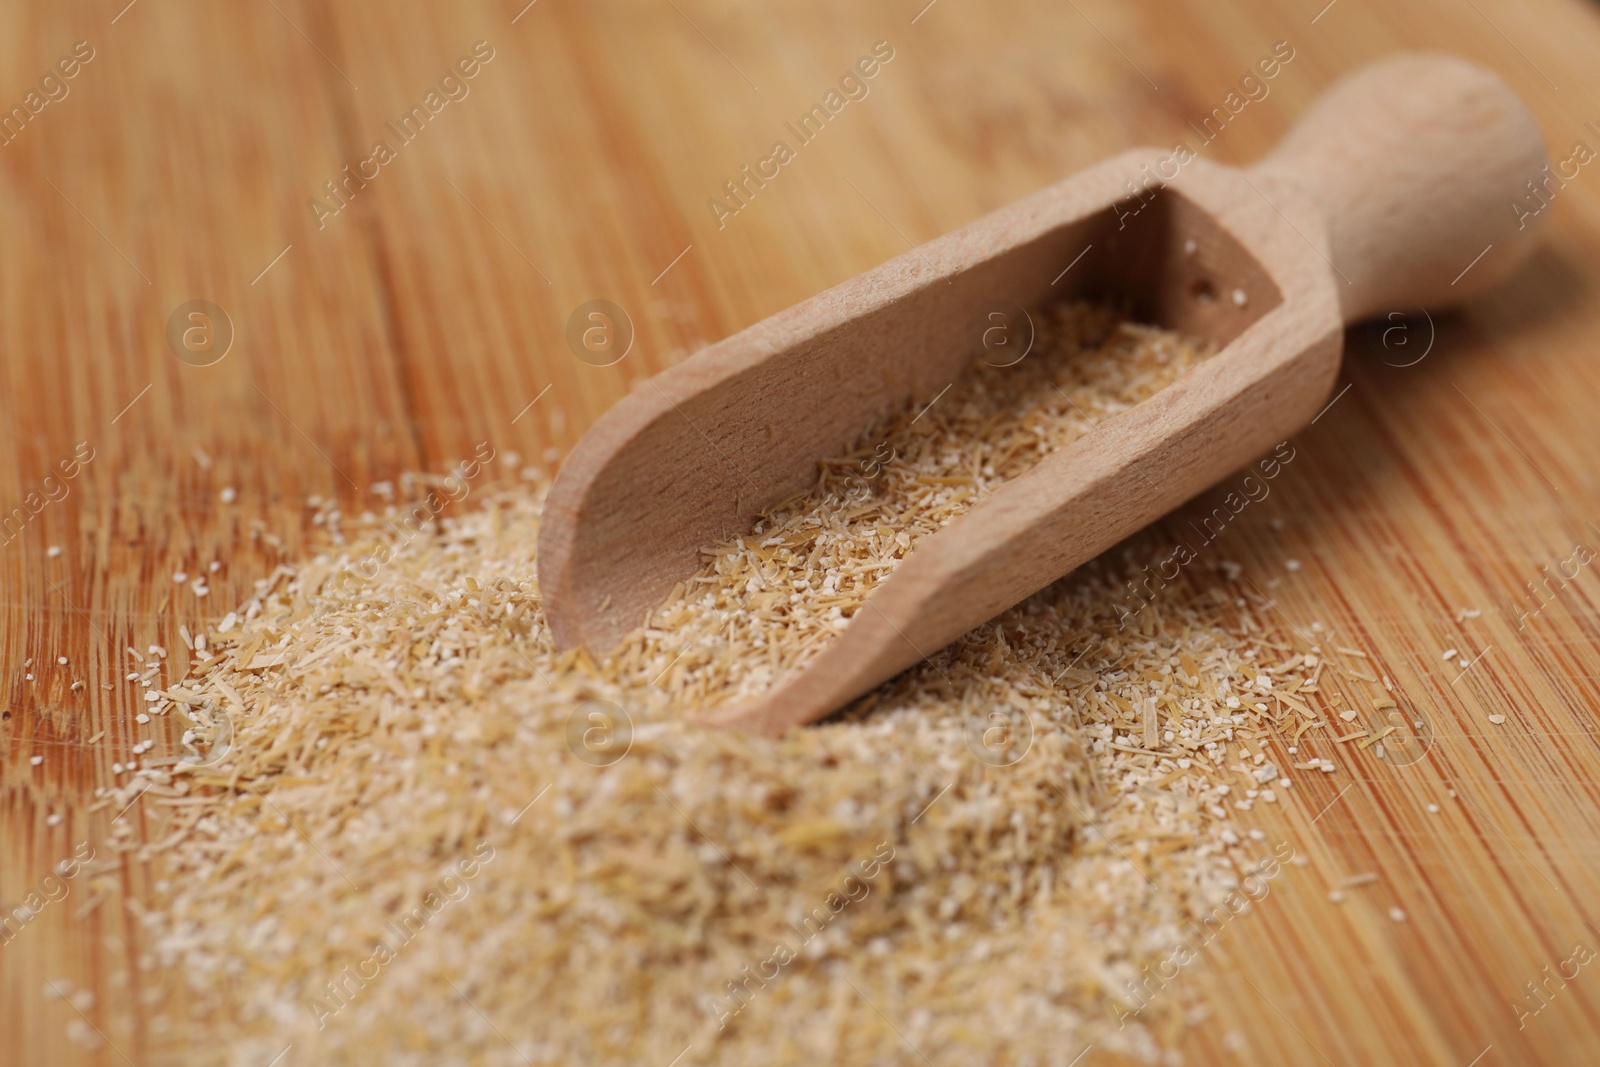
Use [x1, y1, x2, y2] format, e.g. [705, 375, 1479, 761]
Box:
[538, 54, 1545, 736]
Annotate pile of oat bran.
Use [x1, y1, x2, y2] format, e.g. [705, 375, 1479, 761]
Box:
[117, 303, 1361, 1065]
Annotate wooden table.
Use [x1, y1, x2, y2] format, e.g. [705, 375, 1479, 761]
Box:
[3, 0, 1599, 1063]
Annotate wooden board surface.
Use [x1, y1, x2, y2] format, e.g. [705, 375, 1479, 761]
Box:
[4, 0, 1600, 1063]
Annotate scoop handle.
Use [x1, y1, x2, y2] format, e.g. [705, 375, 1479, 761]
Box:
[1250, 53, 1548, 324]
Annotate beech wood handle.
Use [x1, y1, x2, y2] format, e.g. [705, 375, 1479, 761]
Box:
[1250, 53, 1547, 324]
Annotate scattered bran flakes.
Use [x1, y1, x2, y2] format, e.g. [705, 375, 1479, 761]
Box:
[107, 303, 1389, 1065]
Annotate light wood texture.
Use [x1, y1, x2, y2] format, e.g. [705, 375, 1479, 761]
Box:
[542, 55, 1544, 736]
[1254, 52, 1549, 321]
[4, 2, 1600, 1064]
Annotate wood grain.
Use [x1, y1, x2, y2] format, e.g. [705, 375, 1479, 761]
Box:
[4, 0, 1600, 1063]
